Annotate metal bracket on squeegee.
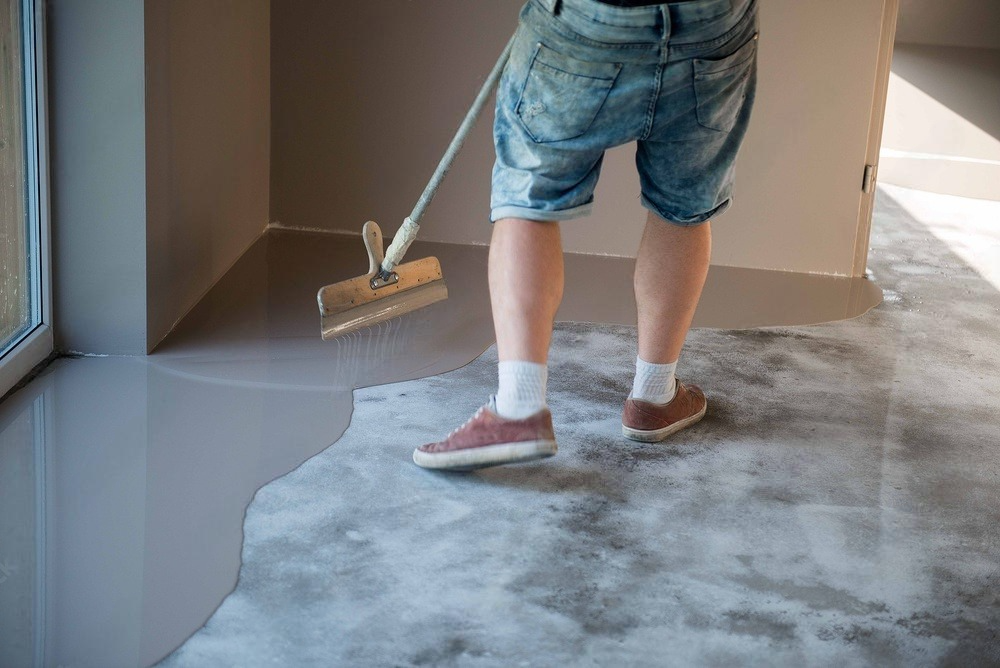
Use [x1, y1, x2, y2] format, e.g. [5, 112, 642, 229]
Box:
[363, 221, 399, 288]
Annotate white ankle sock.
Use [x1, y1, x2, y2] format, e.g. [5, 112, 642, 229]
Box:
[631, 356, 678, 405]
[495, 361, 548, 419]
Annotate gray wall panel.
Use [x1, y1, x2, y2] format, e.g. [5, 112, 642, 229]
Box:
[49, 0, 147, 355]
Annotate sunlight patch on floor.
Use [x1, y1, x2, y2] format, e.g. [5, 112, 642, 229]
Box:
[882, 183, 1000, 292]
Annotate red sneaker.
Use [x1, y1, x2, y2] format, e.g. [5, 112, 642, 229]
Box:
[413, 398, 557, 471]
[621, 380, 707, 442]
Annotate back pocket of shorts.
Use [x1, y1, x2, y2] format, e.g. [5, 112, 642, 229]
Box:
[516, 43, 621, 144]
[692, 32, 758, 133]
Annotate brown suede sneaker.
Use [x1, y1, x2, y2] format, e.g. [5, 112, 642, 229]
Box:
[413, 398, 557, 471]
[621, 380, 707, 442]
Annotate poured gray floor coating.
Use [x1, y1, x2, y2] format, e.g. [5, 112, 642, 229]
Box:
[0, 184, 997, 666]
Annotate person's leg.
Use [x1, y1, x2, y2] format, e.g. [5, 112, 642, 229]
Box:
[634, 212, 711, 365]
[489, 217, 564, 364]
[410, 217, 563, 471]
[489, 217, 563, 420]
[621, 211, 711, 442]
[627, 211, 710, 411]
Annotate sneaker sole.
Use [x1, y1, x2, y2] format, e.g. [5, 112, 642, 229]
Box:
[621, 400, 708, 443]
[412, 439, 557, 471]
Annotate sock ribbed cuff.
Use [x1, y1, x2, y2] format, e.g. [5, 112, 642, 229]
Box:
[495, 360, 548, 419]
[631, 356, 678, 405]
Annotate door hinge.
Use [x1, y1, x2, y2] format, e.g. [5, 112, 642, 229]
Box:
[862, 163, 877, 194]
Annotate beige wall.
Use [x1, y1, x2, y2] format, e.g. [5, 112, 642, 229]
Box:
[272, 0, 896, 277]
[880, 45, 1000, 200]
[145, 0, 270, 351]
[879, 0, 1000, 200]
[895, 0, 1000, 49]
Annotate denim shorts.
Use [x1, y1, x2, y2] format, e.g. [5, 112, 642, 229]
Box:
[491, 0, 759, 225]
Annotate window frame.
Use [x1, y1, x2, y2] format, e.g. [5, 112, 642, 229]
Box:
[0, 0, 53, 400]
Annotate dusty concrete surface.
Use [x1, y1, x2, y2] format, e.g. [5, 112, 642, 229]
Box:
[156, 185, 1000, 666]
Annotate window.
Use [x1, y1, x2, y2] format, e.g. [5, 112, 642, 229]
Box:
[0, 0, 51, 399]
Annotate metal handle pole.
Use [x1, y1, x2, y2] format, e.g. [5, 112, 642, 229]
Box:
[410, 32, 516, 224]
[380, 32, 516, 275]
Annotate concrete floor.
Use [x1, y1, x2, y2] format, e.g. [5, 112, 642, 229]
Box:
[0, 184, 997, 666]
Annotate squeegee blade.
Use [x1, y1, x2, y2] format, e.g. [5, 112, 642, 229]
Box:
[320, 280, 448, 339]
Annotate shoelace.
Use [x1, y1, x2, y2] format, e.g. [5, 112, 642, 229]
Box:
[447, 405, 487, 439]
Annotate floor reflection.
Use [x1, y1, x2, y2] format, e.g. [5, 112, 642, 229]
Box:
[0, 358, 351, 666]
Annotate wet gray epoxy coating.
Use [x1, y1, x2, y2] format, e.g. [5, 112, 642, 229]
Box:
[1, 184, 996, 666]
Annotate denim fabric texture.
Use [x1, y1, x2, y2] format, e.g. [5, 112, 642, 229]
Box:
[491, 0, 759, 225]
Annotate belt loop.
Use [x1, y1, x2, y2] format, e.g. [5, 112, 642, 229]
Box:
[552, 0, 562, 16]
